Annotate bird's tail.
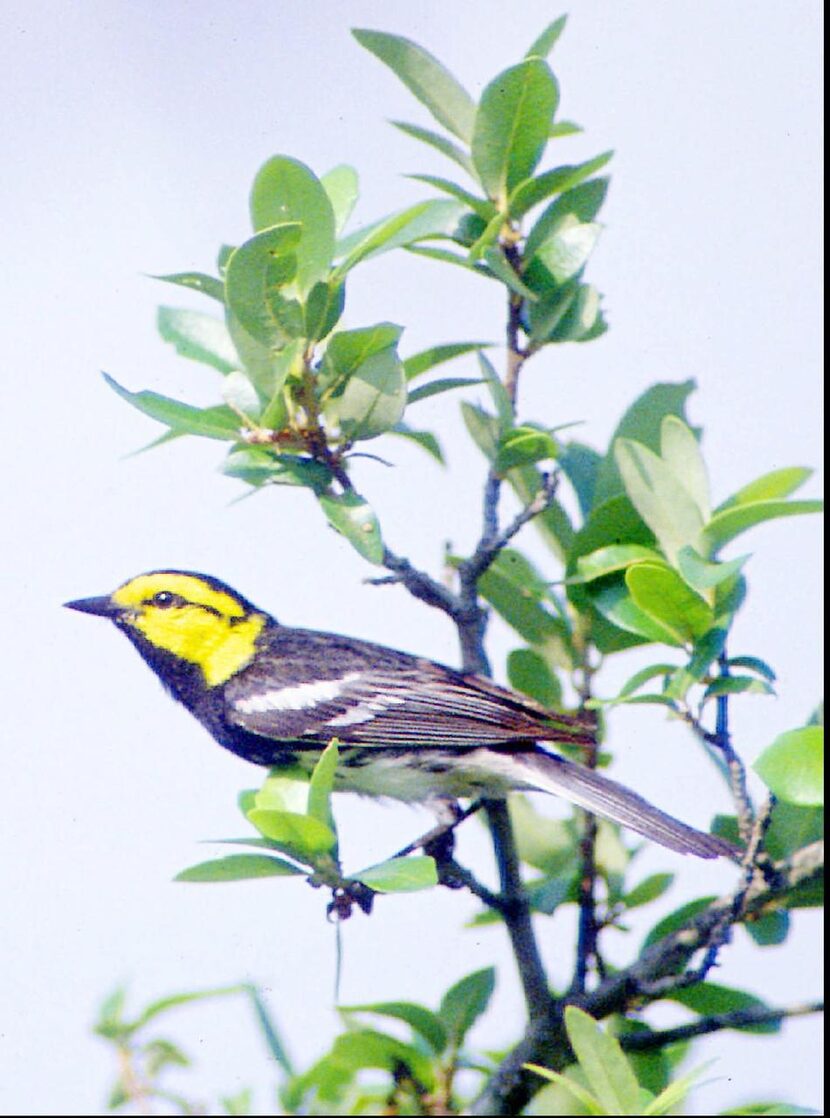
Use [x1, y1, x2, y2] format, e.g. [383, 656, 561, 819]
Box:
[506, 749, 737, 859]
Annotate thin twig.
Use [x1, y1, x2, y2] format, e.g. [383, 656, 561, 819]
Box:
[436, 857, 510, 914]
[463, 472, 560, 585]
[619, 1000, 824, 1052]
[472, 841, 824, 1115]
[380, 546, 462, 620]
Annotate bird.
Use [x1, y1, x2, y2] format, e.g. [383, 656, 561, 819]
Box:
[65, 570, 735, 860]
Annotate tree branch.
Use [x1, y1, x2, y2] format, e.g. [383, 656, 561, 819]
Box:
[619, 1000, 824, 1052]
[378, 546, 462, 620]
[472, 840, 824, 1115]
[484, 800, 555, 1022]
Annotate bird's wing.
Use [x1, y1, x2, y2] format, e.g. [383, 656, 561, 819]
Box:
[224, 627, 591, 748]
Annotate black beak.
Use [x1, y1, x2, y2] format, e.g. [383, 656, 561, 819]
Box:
[64, 595, 122, 619]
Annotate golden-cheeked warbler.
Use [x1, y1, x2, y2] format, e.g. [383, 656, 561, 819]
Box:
[65, 570, 734, 860]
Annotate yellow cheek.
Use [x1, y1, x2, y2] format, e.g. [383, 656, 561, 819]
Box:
[134, 610, 265, 686]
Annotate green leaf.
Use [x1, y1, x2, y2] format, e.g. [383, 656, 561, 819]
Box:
[392, 121, 474, 176]
[175, 854, 303, 882]
[326, 348, 407, 441]
[643, 896, 718, 949]
[303, 279, 345, 342]
[405, 242, 491, 277]
[389, 422, 444, 464]
[762, 799, 824, 860]
[744, 909, 790, 946]
[406, 173, 493, 218]
[716, 466, 814, 509]
[132, 986, 247, 1031]
[575, 544, 664, 583]
[307, 740, 339, 834]
[222, 370, 260, 418]
[667, 983, 781, 1035]
[593, 380, 697, 508]
[509, 152, 613, 218]
[525, 178, 609, 261]
[102, 374, 241, 440]
[245, 985, 296, 1076]
[246, 809, 337, 860]
[338, 1002, 447, 1055]
[702, 676, 775, 701]
[623, 873, 674, 910]
[722, 1106, 819, 1116]
[524, 1064, 604, 1115]
[466, 210, 506, 259]
[526, 282, 579, 344]
[461, 401, 500, 460]
[477, 551, 568, 647]
[320, 164, 359, 236]
[532, 218, 602, 284]
[252, 772, 310, 813]
[507, 648, 562, 708]
[249, 156, 335, 294]
[222, 448, 332, 492]
[225, 311, 286, 400]
[678, 627, 729, 689]
[509, 796, 580, 875]
[702, 499, 823, 555]
[644, 1062, 714, 1116]
[472, 59, 559, 203]
[404, 341, 491, 381]
[143, 1038, 190, 1073]
[352, 29, 476, 143]
[616, 663, 678, 700]
[615, 439, 706, 565]
[334, 199, 464, 276]
[407, 376, 481, 405]
[754, 727, 824, 806]
[564, 1006, 641, 1116]
[327, 1027, 433, 1085]
[477, 351, 513, 426]
[94, 988, 128, 1039]
[592, 580, 683, 648]
[566, 494, 658, 650]
[481, 246, 540, 301]
[727, 655, 777, 682]
[525, 15, 568, 59]
[323, 323, 403, 388]
[550, 120, 583, 137]
[224, 224, 303, 347]
[318, 491, 384, 565]
[352, 855, 437, 892]
[677, 546, 749, 592]
[494, 426, 558, 473]
[625, 562, 714, 644]
[153, 271, 225, 302]
[438, 967, 496, 1048]
[157, 307, 239, 373]
[660, 416, 710, 520]
[547, 283, 606, 344]
[558, 441, 602, 518]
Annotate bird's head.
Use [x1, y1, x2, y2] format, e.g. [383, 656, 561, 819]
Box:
[64, 571, 268, 686]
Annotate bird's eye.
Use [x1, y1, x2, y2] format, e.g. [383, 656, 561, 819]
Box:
[152, 591, 182, 609]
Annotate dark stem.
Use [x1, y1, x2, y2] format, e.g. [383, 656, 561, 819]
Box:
[711, 648, 755, 841]
[484, 800, 555, 1021]
[569, 813, 599, 997]
[473, 840, 824, 1115]
[619, 1000, 824, 1052]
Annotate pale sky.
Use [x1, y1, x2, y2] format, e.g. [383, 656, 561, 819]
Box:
[0, 2, 822, 1113]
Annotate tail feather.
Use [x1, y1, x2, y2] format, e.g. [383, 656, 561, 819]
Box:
[515, 750, 737, 860]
